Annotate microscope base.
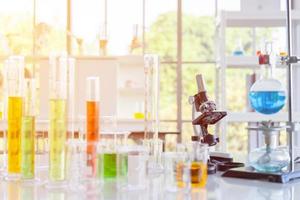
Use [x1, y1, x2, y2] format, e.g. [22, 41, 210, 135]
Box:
[222, 165, 300, 183]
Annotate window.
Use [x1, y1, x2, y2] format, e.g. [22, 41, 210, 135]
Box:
[0, 0, 33, 55]
[0, 0, 290, 154]
[36, 0, 67, 55]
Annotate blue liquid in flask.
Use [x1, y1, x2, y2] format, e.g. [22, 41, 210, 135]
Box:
[249, 91, 286, 114]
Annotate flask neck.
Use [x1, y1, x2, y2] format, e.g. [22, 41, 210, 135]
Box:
[261, 64, 273, 80]
[264, 133, 278, 150]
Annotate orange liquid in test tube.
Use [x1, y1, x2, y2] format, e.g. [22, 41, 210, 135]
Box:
[87, 101, 99, 176]
[86, 77, 100, 177]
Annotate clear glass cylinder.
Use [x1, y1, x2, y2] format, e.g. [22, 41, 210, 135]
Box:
[5, 56, 24, 180]
[21, 79, 36, 180]
[65, 139, 87, 191]
[67, 58, 76, 139]
[117, 145, 148, 191]
[48, 54, 69, 185]
[143, 55, 163, 174]
[144, 54, 160, 139]
[86, 77, 100, 178]
[86, 77, 100, 101]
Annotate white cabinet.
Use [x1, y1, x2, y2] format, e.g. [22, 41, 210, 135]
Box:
[37, 55, 146, 131]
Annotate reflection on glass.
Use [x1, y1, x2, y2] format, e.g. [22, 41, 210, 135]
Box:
[20, 185, 36, 200]
[7, 182, 20, 200]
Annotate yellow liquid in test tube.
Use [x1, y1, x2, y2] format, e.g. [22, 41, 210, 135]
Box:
[8, 96, 23, 174]
[49, 99, 67, 181]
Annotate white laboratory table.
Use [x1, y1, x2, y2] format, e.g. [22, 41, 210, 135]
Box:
[1, 170, 300, 200]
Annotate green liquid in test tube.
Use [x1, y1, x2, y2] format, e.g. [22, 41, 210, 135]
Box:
[49, 99, 67, 181]
[48, 55, 69, 183]
[21, 79, 36, 179]
[21, 116, 35, 179]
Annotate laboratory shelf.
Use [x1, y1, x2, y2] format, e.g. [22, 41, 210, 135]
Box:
[118, 55, 144, 67]
[225, 111, 300, 123]
[217, 10, 300, 27]
[118, 87, 144, 95]
[223, 56, 286, 69]
[225, 56, 259, 69]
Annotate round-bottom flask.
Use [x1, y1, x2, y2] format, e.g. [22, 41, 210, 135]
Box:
[249, 146, 290, 172]
[249, 78, 286, 115]
[248, 129, 290, 172]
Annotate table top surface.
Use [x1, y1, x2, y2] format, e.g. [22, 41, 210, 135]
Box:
[1, 170, 300, 200]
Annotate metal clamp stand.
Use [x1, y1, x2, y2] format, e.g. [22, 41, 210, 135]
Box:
[222, 0, 300, 183]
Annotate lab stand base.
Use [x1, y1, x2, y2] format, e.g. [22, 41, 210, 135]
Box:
[222, 165, 300, 183]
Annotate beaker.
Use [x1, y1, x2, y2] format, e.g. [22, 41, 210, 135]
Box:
[20, 79, 36, 181]
[66, 139, 93, 191]
[163, 151, 188, 192]
[143, 138, 164, 174]
[117, 145, 148, 191]
[97, 129, 129, 180]
[186, 143, 208, 189]
[5, 56, 25, 180]
[86, 77, 100, 178]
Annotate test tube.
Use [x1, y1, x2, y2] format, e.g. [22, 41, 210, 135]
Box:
[21, 79, 36, 180]
[48, 55, 68, 184]
[5, 56, 24, 180]
[86, 77, 100, 177]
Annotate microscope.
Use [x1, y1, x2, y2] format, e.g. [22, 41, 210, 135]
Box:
[190, 74, 244, 173]
[190, 74, 226, 146]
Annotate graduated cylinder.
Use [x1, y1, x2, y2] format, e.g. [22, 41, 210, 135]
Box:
[48, 55, 69, 182]
[21, 79, 36, 179]
[86, 77, 100, 177]
[6, 56, 24, 176]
